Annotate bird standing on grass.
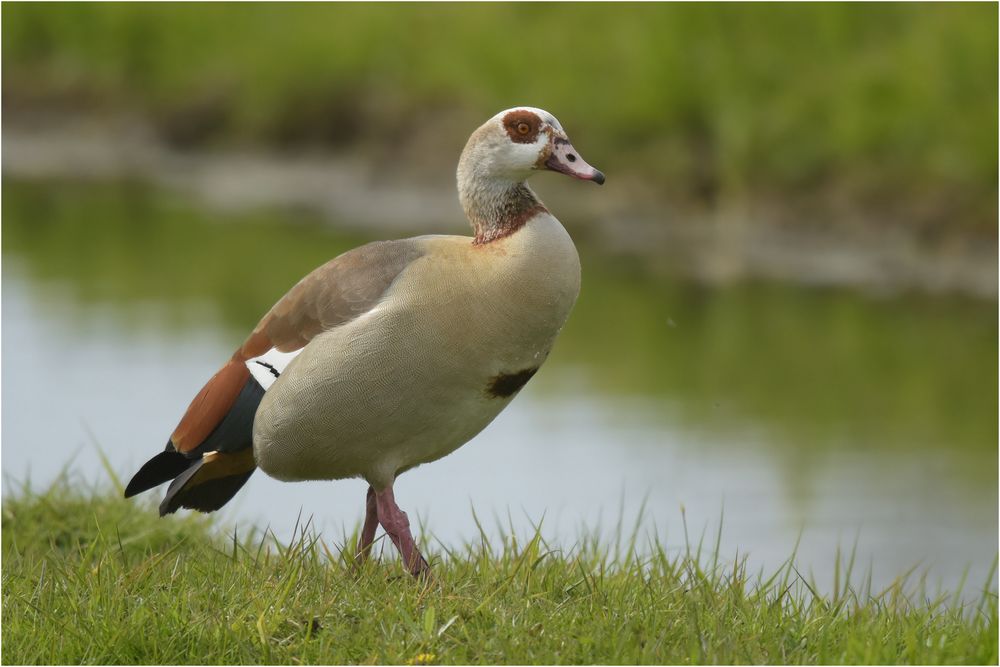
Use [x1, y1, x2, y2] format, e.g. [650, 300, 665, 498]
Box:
[125, 107, 604, 575]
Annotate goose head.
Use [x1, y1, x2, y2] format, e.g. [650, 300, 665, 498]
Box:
[459, 106, 605, 186]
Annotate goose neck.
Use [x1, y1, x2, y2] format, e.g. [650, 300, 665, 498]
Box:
[458, 169, 547, 245]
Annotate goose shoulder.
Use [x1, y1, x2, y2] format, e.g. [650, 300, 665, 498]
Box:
[248, 238, 427, 353]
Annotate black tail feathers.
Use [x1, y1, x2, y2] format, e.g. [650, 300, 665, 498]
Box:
[125, 375, 264, 515]
[158, 457, 255, 516]
[124, 449, 196, 498]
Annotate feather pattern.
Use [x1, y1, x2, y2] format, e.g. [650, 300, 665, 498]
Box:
[168, 240, 423, 454]
[169, 358, 252, 453]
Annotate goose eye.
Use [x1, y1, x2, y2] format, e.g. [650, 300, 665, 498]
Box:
[516, 122, 531, 135]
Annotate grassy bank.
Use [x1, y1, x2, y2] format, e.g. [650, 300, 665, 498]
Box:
[2, 480, 996, 664]
[3, 3, 997, 232]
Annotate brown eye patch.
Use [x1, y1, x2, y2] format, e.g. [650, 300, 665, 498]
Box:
[502, 110, 541, 144]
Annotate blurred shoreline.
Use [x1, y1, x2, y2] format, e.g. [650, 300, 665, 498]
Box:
[4, 113, 996, 299]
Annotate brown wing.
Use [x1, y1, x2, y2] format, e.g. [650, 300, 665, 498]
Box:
[169, 239, 425, 453]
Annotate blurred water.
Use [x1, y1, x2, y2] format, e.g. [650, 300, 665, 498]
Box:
[2, 180, 996, 597]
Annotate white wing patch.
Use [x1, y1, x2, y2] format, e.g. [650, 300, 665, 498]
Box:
[246, 348, 302, 390]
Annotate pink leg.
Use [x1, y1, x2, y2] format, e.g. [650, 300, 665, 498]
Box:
[355, 486, 379, 564]
[375, 484, 430, 576]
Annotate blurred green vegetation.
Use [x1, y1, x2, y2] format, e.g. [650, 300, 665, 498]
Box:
[4, 179, 996, 483]
[3, 3, 997, 230]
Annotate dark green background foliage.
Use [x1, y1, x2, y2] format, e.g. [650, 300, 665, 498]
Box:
[3, 3, 998, 228]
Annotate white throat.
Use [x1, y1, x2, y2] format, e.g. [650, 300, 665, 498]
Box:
[456, 132, 547, 244]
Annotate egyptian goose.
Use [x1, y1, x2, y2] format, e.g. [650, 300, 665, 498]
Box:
[125, 107, 604, 575]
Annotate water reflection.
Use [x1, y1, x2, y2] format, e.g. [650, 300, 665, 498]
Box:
[2, 179, 996, 594]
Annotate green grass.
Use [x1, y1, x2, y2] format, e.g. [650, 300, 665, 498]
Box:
[2, 3, 998, 230]
[3, 479, 996, 664]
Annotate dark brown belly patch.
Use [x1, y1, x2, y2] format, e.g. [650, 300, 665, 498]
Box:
[486, 367, 539, 398]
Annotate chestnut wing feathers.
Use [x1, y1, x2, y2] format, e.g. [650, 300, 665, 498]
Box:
[172, 239, 425, 454]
